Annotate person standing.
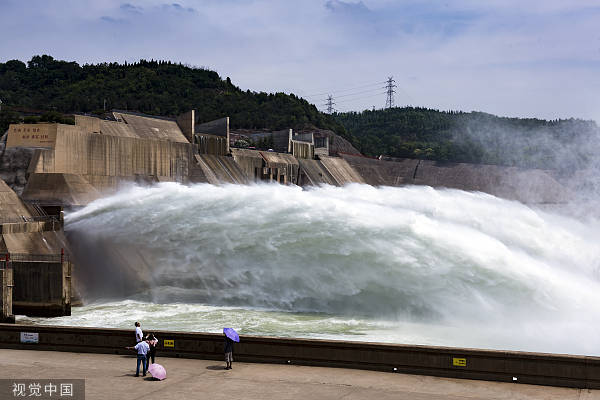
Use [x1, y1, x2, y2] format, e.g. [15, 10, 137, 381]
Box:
[224, 333, 234, 370]
[135, 322, 143, 343]
[126, 340, 150, 377]
[145, 333, 158, 370]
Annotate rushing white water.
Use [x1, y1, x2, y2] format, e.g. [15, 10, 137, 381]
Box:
[20, 183, 600, 355]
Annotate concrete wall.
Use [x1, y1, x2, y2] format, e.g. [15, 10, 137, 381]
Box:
[0, 177, 72, 317]
[341, 154, 419, 187]
[231, 149, 264, 182]
[0, 324, 596, 389]
[73, 115, 100, 134]
[196, 134, 228, 156]
[194, 155, 249, 185]
[196, 117, 230, 154]
[27, 129, 194, 195]
[247, 130, 292, 153]
[0, 227, 72, 318]
[1, 230, 67, 256]
[5, 124, 57, 149]
[291, 140, 314, 160]
[261, 152, 299, 184]
[297, 159, 337, 186]
[12, 261, 71, 317]
[271, 129, 292, 153]
[342, 154, 569, 204]
[293, 133, 313, 144]
[230, 149, 299, 184]
[0, 269, 13, 323]
[414, 160, 570, 204]
[319, 156, 365, 185]
[0, 178, 36, 220]
[111, 112, 189, 143]
[21, 173, 101, 206]
[5, 113, 194, 200]
[176, 110, 195, 144]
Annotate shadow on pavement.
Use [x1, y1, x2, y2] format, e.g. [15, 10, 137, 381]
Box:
[206, 365, 227, 371]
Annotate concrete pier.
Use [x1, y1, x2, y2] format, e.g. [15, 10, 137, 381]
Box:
[0, 176, 73, 318]
[11, 257, 71, 317]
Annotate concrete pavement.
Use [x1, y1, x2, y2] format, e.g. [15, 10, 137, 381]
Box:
[0, 349, 598, 400]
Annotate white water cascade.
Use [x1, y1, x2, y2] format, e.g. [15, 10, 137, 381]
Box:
[21, 182, 600, 355]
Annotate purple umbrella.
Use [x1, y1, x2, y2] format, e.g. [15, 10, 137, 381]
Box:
[148, 363, 167, 380]
[223, 328, 240, 342]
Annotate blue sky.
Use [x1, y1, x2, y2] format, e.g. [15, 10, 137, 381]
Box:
[1, 0, 599, 121]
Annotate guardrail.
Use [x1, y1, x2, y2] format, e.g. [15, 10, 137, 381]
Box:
[0, 216, 60, 225]
[0, 324, 597, 389]
[1, 251, 70, 264]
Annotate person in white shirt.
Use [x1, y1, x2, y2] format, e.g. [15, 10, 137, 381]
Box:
[135, 322, 143, 343]
[126, 340, 150, 377]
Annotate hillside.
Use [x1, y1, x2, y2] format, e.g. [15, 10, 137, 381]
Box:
[2, 55, 598, 175]
[335, 107, 600, 172]
[0, 55, 355, 145]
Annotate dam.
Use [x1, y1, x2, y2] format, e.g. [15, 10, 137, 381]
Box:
[0, 109, 594, 389]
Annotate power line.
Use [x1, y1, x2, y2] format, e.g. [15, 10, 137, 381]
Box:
[322, 91, 385, 111]
[334, 93, 387, 109]
[334, 87, 385, 99]
[311, 75, 410, 112]
[304, 81, 386, 98]
[318, 92, 387, 113]
[317, 89, 387, 106]
[314, 88, 386, 109]
[334, 92, 387, 105]
[385, 76, 396, 109]
[395, 84, 414, 106]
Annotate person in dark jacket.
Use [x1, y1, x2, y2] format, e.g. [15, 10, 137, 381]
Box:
[145, 333, 158, 370]
[224, 334, 234, 370]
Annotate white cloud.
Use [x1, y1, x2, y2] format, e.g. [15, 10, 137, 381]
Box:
[0, 0, 598, 121]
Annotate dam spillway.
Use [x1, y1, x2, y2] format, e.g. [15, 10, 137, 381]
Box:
[0, 108, 591, 360]
[19, 182, 600, 357]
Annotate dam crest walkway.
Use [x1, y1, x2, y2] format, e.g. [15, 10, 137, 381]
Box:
[0, 349, 597, 400]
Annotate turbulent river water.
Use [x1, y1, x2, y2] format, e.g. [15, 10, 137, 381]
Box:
[18, 183, 600, 355]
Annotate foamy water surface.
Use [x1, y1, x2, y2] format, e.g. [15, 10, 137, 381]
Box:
[19, 183, 600, 355]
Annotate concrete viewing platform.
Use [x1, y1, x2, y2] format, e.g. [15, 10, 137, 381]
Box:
[0, 349, 598, 400]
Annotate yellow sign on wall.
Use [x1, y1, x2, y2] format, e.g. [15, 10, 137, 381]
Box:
[452, 358, 467, 367]
[164, 339, 174, 348]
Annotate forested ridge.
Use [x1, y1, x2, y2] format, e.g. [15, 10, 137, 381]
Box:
[335, 107, 599, 171]
[1, 55, 598, 172]
[0, 55, 351, 142]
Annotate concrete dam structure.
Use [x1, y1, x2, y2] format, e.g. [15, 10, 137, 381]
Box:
[1, 109, 592, 392]
[0, 109, 568, 320]
[1, 109, 567, 206]
[0, 178, 71, 318]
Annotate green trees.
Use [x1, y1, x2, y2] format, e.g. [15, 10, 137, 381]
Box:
[254, 135, 275, 150]
[335, 107, 599, 171]
[3, 55, 593, 173]
[0, 110, 22, 134]
[21, 111, 74, 125]
[0, 55, 354, 145]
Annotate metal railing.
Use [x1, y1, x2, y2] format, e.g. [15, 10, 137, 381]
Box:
[1, 250, 70, 265]
[0, 215, 60, 225]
